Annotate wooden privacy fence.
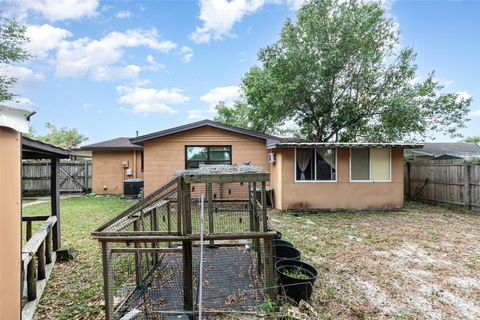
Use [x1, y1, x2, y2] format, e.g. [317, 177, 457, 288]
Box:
[22, 160, 92, 195]
[405, 160, 480, 209]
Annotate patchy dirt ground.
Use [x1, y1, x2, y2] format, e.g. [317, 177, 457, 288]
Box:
[269, 202, 480, 320]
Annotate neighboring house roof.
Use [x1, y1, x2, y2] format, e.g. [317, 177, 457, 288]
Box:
[267, 142, 423, 149]
[409, 142, 480, 159]
[130, 119, 281, 145]
[22, 137, 70, 159]
[81, 137, 143, 151]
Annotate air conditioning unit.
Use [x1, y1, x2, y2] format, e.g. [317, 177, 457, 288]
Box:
[268, 153, 276, 163]
[123, 178, 144, 199]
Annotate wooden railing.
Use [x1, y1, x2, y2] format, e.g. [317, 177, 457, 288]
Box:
[21, 215, 57, 320]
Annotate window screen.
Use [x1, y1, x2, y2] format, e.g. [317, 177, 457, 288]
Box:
[371, 148, 390, 181]
[351, 149, 370, 181]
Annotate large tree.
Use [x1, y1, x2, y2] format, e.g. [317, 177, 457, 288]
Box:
[216, 0, 471, 142]
[33, 123, 88, 149]
[0, 16, 30, 101]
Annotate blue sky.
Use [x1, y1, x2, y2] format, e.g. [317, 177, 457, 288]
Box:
[3, 0, 479, 144]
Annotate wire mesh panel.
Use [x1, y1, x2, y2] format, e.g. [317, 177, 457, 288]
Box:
[93, 166, 274, 320]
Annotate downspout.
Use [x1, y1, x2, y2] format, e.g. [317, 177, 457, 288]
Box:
[133, 150, 137, 179]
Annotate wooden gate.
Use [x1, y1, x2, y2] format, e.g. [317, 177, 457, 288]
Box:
[22, 160, 92, 195]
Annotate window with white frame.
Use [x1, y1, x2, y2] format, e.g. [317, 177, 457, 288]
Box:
[350, 148, 391, 181]
[295, 148, 336, 181]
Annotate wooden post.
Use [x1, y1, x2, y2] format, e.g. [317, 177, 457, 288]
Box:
[27, 259, 36, 301]
[207, 183, 214, 245]
[248, 182, 254, 232]
[133, 219, 142, 286]
[167, 201, 171, 234]
[51, 157, 61, 251]
[26, 221, 32, 241]
[464, 160, 472, 210]
[37, 240, 46, 280]
[177, 180, 182, 235]
[264, 237, 276, 298]
[406, 161, 412, 199]
[151, 208, 158, 264]
[101, 241, 114, 320]
[45, 229, 52, 264]
[83, 161, 89, 193]
[261, 181, 268, 232]
[181, 181, 193, 312]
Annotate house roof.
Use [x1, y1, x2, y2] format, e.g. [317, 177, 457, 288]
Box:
[81, 137, 143, 151]
[22, 137, 70, 159]
[130, 119, 281, 145]
[409, 142, 480, 159]
[267, 142, 423, 149]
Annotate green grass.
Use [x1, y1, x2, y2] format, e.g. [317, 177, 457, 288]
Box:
[23, 196, 135, 320]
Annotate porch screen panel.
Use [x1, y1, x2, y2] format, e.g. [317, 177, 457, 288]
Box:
[351, 149, 370, 181]
[371, 148, 390, 181]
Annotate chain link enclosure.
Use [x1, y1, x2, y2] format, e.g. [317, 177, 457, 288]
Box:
[92, 166, 275, 319]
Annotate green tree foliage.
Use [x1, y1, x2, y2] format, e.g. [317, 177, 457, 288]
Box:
[34, 123, 88, 149]
[0, 16, 30, 101]
[463, 136, 480, 143]
[217, 0, 472, 142]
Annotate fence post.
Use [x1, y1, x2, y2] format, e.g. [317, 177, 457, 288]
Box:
[406, 161, 412, 199]
[37, 240, 46, 280]
[27, 259, 36, 301]
[181, 181, 193, 312]
[51, 157, 61, 251]
[101, 241, 114, 320]
[133, 219, 142, 286]
[464, 160, 472, 210]
[207, 182, 214, 245]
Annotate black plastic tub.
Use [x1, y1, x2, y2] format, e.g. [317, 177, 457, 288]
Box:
[275, 260, 318, 302]
[268, 229, 283, 240]
[273, 245, 301, 263]
[272, 239, 295, 248]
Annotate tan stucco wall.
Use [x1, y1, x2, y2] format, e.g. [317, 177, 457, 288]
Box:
[92, 150, 143, 195]
[273, 147, 404, 210]
[144, 126, 269, 195]
[0, 127, 21, 319]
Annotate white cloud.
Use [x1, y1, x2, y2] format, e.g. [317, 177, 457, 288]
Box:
[456, 91, 472, 103]
[55, 28, 177, 80]
[1, 65, 44, 88]
[14, 0, 99, 21]
[190, 0, 268, 43]
[470, 109, 480, 118]
[180, 46, 194, 62]
[146, 55, 165, 71]
[200, 85, 241, 109]
[286, 0, 308, 10]
[116, 10, 132, 18]
[26, 24, 72, 58]
[117, 85, 189, 114]
[190, 85, 241, 119]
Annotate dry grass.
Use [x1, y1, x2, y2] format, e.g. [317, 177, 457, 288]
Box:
[269, 202, 480, 320]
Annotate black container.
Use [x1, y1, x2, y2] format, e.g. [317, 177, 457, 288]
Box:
[272, 239, 295, 248]
[275, 260, 318, 302]
[123, 178, 144, 198]
[273, 245, 301, 263]
[268, 229, 283, 240]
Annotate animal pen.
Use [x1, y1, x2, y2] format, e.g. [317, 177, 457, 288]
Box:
[92, 166, 276, 319]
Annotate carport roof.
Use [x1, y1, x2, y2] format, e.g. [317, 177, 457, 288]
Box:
[267, 142, 423, 149]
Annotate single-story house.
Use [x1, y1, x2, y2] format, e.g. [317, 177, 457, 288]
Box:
[82, 120, 420, 210]
[80, 137, 143, 194]
[405, 142, 480, 160]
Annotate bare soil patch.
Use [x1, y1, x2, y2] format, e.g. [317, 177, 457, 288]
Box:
[269, 202, 480, 319]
